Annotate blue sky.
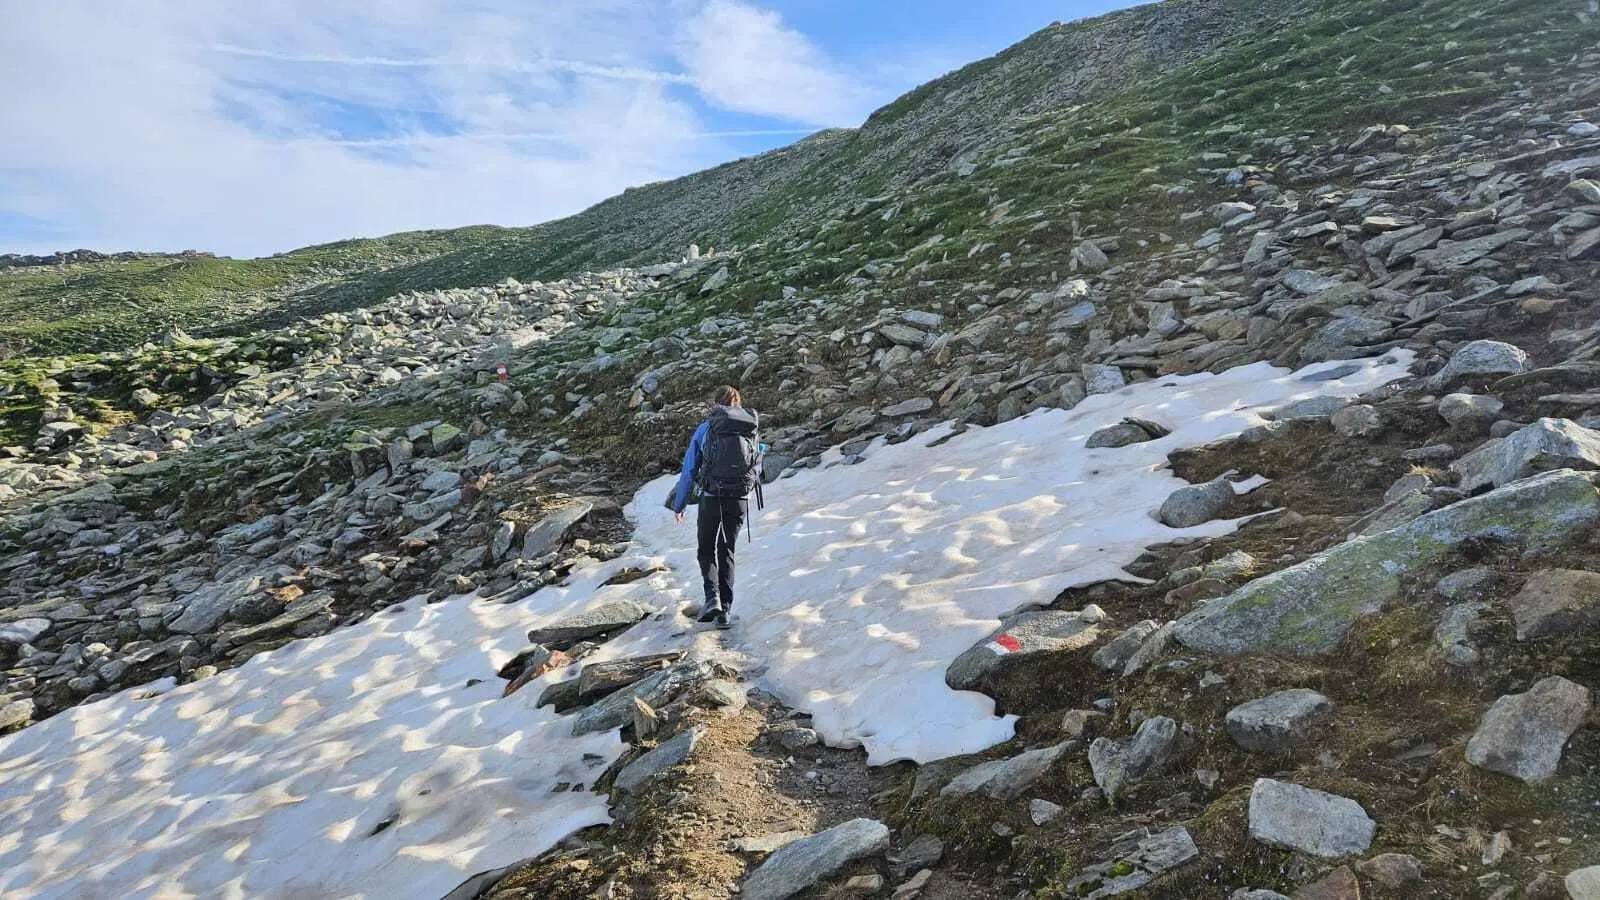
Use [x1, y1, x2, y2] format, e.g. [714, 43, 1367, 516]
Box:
[0, 1, 1141, 258]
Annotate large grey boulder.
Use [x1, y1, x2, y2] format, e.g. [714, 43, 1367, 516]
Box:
[1174, 470, 1600, 656]
[1465, 676, 1590, 783]
[1064, 826, 1198, 898]
[1430, 340, 1531, 388]
[1087, 418, 1165, 448]
[1158, 477, 1237, 528]
[740, 818, 890, 900]
[1088, 716, 1182, 802]
[1299, 316, 1391, 363]
[521, 499, 596, 560]
[1247, 779, 1374, 858]
[527, 599, 653, 648]
[940, 741, 1073, 801]
[1451, 419, 1600, 492]
[1224, 689, 1334, 753]
[945, 609, 1104, 691]
[1509, 569, 1600, 640]
[616, 725, 706, 793]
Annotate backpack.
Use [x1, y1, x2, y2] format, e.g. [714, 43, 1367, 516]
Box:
[698, 406, 763, 499]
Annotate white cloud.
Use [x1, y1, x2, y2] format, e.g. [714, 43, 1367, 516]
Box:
[678, 0, 877, 127]
[0, 0, 886, 258]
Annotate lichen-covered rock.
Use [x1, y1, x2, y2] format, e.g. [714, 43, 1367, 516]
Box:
[526, 599, 653, 648]
[1064, 826, 1198, 898]
[1173, 470, 1600, 656]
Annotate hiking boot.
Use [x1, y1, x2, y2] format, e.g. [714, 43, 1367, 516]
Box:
[698, 601, 723, 623]
[713, 609, 730, 629]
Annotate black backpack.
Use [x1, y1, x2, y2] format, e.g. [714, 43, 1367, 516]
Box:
[698, 406, 763, 499]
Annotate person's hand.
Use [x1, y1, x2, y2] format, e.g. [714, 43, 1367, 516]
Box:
[675, 511, 685, 523]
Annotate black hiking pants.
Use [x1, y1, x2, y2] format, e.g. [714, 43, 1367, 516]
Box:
[697, 495, 747, 610]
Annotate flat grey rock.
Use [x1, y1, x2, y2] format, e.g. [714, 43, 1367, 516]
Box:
[1465, 675, 1590, 782]
[0, 617, 51, 647]
[1269, 395, 1353, 420]
[616, 725, 706, 793]
[527, 599, 653, 647]
[1065, 826, 1198, 898]
[1174, 470, 1600, 656]
[1508, 569, 1600, 639]
[740, 818, 890, 900]
[521, 499, 596, 560]
[1451, 418, 1600, 492]
[940, 741, 1072, 801]
[168, 577, 262, 634]
[1225, 689, 1333, 753]
[882, 397, 934, 417]
[1247, 779, 1374, 858]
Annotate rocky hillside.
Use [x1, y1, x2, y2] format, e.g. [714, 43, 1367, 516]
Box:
[4, 0, 1600, 898]
[7, 0, 1585, 357]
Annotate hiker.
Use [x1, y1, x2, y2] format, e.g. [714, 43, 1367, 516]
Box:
[672, 385, 763, 627]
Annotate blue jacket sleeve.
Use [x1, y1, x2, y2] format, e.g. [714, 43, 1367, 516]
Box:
[672, 421, 709, 513]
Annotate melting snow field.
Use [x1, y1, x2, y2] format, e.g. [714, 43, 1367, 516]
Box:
[0, 353, 1412, 899]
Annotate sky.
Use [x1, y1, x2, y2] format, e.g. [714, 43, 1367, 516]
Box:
[0, 1, 1139, 258]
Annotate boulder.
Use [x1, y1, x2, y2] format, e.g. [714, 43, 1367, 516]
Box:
[1088, 716, 1182, 802]
[1568, 866, 1600, 900]
[1247, 779, 1374, 858]
[1224, 689, 1334, 753]
[1084, 365, 1127, 395]
[571, 659, 714, 736]
[1173, 470, 1600, 656]
[740, 818, 890, 900]
[1508, 569, 1600, 639]
[1158, 477, 1238, 528]
[1330, 404, 1382, 438]
[945, 609, 1104, 691]
[1093, 620, 1160, 671]
[1439, 393, 1504, 429]
[521, 499, 597, 560]
[1300, 317, 1391, 363]
[1087, 421, 1156, 449]
[1451, 418, 1600, 492]
[0, 617, 51, 647]
[1355, 853, 1423, 890]
[1430, 340, 1530, 388]
[527, 599, 653, 649]
[1294, 866, 1359, 900]
[0, 697, 34, 731]
[882, 397, 934, 418]
[168, 577, 263, 634]
[615, 725, 706, 793]
[940, 742, 1072, 801]
[1269, 395, 1353, 420]
[1465, 675, 1590, 783]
